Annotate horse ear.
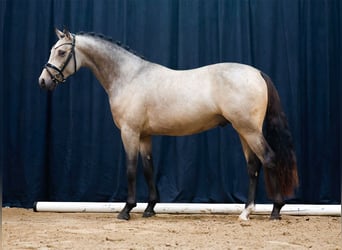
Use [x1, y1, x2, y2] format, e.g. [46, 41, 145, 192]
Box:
[55, 28, 65, 39]
[63, 28, 72, 40]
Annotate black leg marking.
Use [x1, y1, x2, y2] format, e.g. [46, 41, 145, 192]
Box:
[140, 136, 159, 218]
[118, 154, 138, 220]
[246, 153, 262, 208]
[142, 154, 159, 218]
[239, 136, 262, 220]
[270, 201, 284, 220]
[143, 200, 158, 218]
[265, 168, 284, 220]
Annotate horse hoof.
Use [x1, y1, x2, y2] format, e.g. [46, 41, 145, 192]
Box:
[117, 212, 130, 220]
[269, 215, 281, 220]
[238, 208, 252, 221]
[238, 214, 249, 221]
[142, 210, 156, 218]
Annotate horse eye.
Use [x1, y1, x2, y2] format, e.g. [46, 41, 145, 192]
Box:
[58, 50, 66, 57]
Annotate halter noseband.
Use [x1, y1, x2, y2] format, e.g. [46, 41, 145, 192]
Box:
[44, 34, 77, 84]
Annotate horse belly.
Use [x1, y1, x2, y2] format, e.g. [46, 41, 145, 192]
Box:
[145, 108, 226, 136]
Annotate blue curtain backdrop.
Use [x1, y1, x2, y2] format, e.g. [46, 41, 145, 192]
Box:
[2, 0, 341, 208]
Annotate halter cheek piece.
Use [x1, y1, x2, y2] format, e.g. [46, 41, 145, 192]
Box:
[44, 34, 77, 84]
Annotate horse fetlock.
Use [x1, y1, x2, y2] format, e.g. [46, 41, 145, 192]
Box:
[238, 211, 250, 221]
[269, 213, 282, 220]
[117, 202, 137, 220]
[125, 202, 137, 210]
[269, 202, 284, 220]
[270, 209, 281, 220]
[238, 203, 255, 221]
[143, 200, 157, 218]
[142, 209, 156, 218]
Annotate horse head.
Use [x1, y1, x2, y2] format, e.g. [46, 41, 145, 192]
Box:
[39, 28, 78, 90]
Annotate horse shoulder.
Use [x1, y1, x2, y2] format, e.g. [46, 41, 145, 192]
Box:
[108, 84, 149, 132]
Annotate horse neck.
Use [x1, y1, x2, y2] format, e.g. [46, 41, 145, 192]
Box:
[76, 35, 145, 93]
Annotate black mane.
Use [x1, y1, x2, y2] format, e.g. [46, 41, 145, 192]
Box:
[76, 31, 144, 59]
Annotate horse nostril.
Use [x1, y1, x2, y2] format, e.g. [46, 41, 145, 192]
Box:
[40, 78, 45, 88]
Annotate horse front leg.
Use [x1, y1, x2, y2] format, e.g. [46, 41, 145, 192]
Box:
[117, 128, 139, 220]
[140, 136, 159, 217]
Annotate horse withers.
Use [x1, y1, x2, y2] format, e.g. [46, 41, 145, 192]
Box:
[39, 29, 298, 220]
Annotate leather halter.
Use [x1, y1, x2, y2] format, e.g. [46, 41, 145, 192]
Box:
[44, 34, 77, 84]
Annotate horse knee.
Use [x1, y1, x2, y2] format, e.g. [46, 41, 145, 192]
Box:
[127, 167, 136, 182]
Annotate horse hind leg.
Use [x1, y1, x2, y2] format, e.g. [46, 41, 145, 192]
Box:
[139, 136, 159, 218]
[238, 130, 284, 220]
[238, 136, 262, 221]
[265, 167, 285, 220]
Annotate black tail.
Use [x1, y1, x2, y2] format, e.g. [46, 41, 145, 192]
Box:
[261, 72, 299, 198]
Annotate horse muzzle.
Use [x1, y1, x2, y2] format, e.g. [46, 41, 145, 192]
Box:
[39, 74, 57, 91]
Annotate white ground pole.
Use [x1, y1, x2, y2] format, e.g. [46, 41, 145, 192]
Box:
[33, 202, 341, 216]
